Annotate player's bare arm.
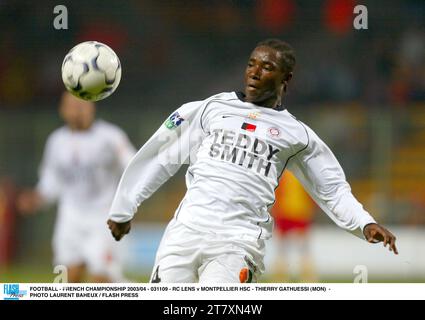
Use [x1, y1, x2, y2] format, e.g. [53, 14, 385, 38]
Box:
[363, 223, 398, 255]
[107, 219, 131, 241]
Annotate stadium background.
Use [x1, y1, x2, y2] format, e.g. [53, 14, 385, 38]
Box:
[0, 0, 424, 282]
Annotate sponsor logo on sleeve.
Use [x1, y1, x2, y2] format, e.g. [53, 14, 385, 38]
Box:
[164, 112, 184, 129]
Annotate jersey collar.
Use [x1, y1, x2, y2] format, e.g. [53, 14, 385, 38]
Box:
[235, 91, 286, 111]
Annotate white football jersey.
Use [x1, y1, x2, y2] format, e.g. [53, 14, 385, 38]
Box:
[37, 120, 136, 219]
[109, 92, 376, 239]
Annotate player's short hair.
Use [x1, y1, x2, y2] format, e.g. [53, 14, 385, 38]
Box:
[256, 39, 296, 75]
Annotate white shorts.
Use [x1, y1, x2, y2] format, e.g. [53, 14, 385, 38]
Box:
[150, 218, 266, 283]
[52, 213, 123, 281]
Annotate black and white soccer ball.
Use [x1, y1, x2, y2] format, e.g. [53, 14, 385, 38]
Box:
[61, 41, 121, 101]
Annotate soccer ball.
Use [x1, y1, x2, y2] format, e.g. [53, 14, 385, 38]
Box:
[61, 41, 121, 101]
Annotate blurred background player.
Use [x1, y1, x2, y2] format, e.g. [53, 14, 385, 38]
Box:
[271, 171, 317, 282]
[17, 92, 136, 283]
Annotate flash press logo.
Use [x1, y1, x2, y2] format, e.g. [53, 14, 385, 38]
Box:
[3, 284, 27, 300]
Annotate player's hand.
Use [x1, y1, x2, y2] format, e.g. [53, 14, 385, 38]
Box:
[363, 223, 398, 255]
[107, 219, 131, 241]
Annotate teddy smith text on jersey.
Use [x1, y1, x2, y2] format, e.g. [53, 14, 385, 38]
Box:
[209, 129, 280, 177]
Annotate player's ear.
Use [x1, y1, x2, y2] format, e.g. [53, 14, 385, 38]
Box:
[282, 72, 293, 93]
[284, 72, 293, 83]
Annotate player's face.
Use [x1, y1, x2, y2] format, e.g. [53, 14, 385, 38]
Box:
[60, 93, 95, 131]
[244, 46, 286, 108]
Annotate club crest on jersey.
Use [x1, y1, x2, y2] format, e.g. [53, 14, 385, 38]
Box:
[165, 112, 184, 129]
[267, 127, 281, 139]
[248, 112, 260, 120]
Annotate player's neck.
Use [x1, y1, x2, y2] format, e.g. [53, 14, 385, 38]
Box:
[68, 123, 93, 131]
[237, 91, 284, 110]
